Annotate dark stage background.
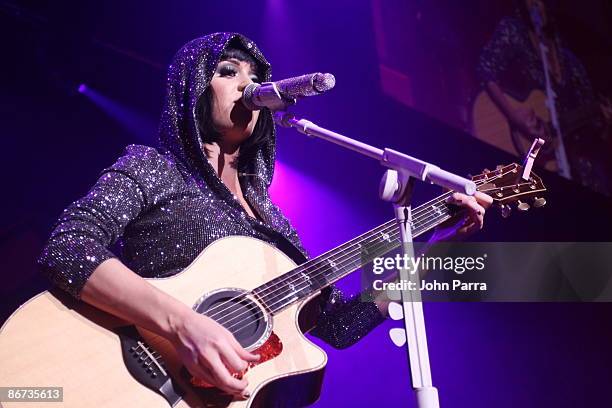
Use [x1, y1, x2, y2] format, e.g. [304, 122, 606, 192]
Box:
[1, 1, 612, 407]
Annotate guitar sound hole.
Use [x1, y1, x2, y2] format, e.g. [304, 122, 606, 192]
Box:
[194, 289, 269, 350]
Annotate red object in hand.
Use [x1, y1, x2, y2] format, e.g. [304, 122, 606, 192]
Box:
[191, 331, 283, 388]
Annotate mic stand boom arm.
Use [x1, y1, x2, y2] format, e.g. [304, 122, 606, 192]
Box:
[274, 110, 476, 408]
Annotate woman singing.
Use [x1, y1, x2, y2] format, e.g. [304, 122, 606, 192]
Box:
[38, 32, 491, 401]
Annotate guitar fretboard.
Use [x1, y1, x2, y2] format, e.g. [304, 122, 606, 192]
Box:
[252, 193, 460, 314]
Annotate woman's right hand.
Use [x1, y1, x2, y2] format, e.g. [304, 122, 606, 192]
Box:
[169, 309, 260, 399]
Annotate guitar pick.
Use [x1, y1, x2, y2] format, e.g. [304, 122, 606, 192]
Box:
[388, 301, 404, 321]
[389, 328, 407, 347]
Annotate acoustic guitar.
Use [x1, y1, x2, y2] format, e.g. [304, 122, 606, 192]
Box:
[471, 89, 608, 175]
[0, 163, 546, 407]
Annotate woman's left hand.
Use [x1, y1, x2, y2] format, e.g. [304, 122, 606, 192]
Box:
[430, 191, 493, 242]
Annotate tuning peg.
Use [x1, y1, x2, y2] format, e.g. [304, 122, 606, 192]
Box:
[517, 200, 530, 211]
[500, 204, 512, 218]
[482, 168, 490, 173]
[532, 197, 546, 208]
[389, 328, 407, 347]
[496, 165, 504, 170]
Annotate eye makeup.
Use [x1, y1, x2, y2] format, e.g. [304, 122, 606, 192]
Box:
[216, 59, 260, 83]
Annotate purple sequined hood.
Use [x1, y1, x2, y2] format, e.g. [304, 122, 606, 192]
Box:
[38, 33, 386, 348]
[158, 32, 277, 190]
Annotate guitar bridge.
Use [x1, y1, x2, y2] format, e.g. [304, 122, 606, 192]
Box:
[117, 326, 184, 407]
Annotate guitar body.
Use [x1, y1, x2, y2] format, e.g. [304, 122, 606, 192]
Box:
[0, 236, 327, 408]
[471, 89, 558, 172]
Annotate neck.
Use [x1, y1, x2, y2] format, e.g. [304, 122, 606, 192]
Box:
[205, 141, 241, 192]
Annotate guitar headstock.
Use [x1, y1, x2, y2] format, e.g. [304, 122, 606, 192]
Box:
[472, 163, 547, 218]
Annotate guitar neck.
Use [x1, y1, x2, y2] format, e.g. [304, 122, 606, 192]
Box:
[252, 192, 460, 314]
[251, 161, 547, 315]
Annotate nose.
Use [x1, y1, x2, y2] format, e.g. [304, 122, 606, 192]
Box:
[238, 68, 257, 90]
[238, 77, 255, 92]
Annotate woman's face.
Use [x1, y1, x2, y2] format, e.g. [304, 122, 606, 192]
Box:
[526, 0, 547, 28]
[209, 58, 260, 147]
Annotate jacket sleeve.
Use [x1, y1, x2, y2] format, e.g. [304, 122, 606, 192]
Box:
[37, 145, 171, 299]
[309, 285, 387, 349]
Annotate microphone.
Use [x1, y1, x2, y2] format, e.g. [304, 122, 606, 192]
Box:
[241, 72, 335, 111]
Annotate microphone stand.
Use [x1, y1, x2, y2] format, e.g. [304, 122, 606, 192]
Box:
[274, 110, 476, 408]
[531, 8, 571, 179]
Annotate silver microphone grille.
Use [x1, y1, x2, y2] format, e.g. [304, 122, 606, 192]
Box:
[276, 73, 336, 98]
[312, 73, 336, 93]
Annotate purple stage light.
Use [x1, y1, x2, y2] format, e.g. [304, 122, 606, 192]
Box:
[270, 160, 363, 259]
[77, 84, 156, 142]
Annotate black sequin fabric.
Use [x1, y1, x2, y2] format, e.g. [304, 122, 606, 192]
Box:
[477, 16, 595, 114]
[477, 16, 612, 195]
[38, 32, 385, 349]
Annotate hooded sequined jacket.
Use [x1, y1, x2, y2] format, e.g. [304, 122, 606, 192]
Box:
[38, 33, 385, 349]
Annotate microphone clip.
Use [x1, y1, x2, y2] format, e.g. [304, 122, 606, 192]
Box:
[242, 82, 296, 111]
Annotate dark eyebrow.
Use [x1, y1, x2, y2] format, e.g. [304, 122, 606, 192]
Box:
[220, 58, 258, 77]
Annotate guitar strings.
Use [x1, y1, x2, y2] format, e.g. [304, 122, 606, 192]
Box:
[206, 180, 503, 331]
[202, 175, 505, 325]
[221, 214, 438, 334]
[248, 180, 536, 319]
[218, 180, 537, 335]
[202, 190, 454, 324]
[205, 179, 519, 334]
[198, 173, 503, 322]
[205, 174, 528, 333]
[204, 176, 516, 330]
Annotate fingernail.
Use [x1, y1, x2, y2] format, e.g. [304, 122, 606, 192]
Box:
[242, 392, 251, 399]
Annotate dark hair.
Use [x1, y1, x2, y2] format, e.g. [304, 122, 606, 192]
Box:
[515, 0, 558, 38]
[196, 46, 271, 163]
